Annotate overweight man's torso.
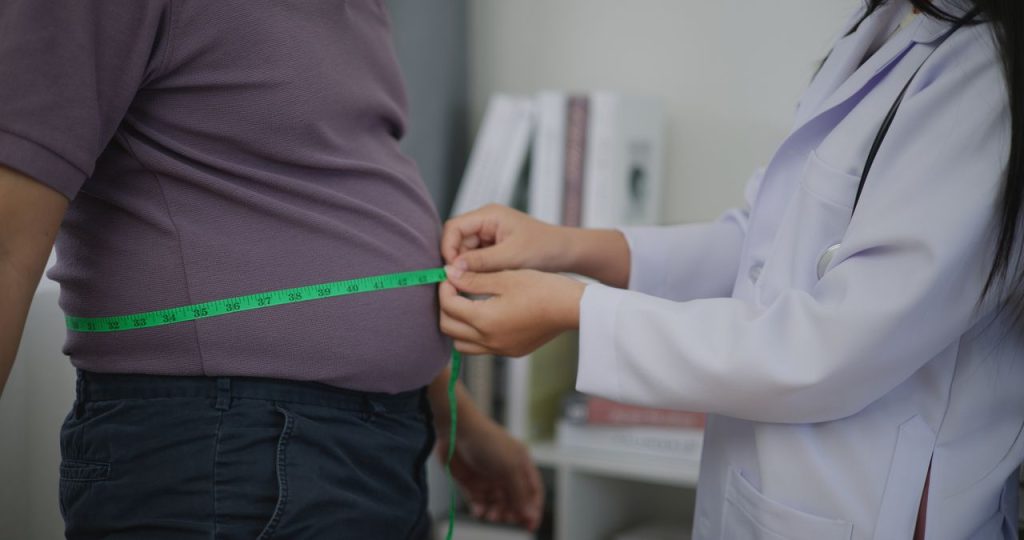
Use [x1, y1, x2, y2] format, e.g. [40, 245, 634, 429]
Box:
[0, 0, 447, 392]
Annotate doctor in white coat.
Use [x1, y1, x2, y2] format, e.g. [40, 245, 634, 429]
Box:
[438, 0, 1024, 538]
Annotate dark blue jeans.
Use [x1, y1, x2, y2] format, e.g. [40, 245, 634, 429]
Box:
[60, 371, 435, 539]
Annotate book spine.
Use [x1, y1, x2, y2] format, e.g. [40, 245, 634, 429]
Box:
[581, 93, 615, 228]
[492, 101, 534, 208]
[528, 92, 566, 224]
[561, 96, 588, 227]
[452, 95, 533, 217]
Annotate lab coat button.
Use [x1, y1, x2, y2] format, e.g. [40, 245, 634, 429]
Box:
[748, 263, 763, 284]
[817, 243, 841, 280]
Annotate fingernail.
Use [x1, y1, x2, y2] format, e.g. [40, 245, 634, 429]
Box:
[445, 265, 464, 279]
[455, 259, 468, 271]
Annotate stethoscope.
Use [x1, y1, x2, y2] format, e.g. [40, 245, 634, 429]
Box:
[815, 7, 981, 280]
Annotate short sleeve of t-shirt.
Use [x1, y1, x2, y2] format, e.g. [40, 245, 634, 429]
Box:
[0, 0, 171, 199]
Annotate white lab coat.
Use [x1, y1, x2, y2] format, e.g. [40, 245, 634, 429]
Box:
[576, 2, 1023, 539]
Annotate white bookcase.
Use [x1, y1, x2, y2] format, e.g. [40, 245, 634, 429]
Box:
[530, 442, 697, 540]
[440, 345, 700, 540]
[436, 441, 699, 540]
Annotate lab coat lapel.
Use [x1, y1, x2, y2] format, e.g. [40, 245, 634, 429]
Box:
[792, 3, 917, 135]
[793, 29, 864, 127]
[793, 4, 891, 127]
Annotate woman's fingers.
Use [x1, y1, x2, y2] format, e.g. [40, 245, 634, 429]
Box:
[445, 268, 508, 296]
[438, 280, 480, 322]
[453, 340, 490, 355]
[440, 311, 482, 342]
[442, 208, 498, 263]
[442, 204, 520, 263]
[441, 215, 476, 264]
[439, 280, 493, 353]
[460, 234, 481, 253]
[453, 244, 516, 273]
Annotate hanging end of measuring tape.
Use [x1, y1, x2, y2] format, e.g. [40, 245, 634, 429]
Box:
[442, 348, 462, 540]
[446, 349, 461, 463]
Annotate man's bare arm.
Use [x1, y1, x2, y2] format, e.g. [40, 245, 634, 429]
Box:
[0, 165, 68, 395]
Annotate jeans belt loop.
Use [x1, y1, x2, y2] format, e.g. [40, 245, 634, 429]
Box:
[215, 377, 232, 411]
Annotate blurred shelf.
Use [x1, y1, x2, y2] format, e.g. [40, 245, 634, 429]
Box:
[435, 517, 534, 540]
[529, 441, 699, 488]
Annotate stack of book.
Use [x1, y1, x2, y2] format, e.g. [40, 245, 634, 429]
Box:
[557, 393, 705, 462]
[453, 91, 664, 230]
[527, 91, 664, 229]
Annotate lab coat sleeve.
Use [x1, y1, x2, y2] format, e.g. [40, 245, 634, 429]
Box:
[620, 168, 763, 301]
[578, 35, 1010, 424]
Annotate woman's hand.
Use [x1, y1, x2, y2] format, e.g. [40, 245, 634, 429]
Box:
[441, 204, 571, 273]
[437, 412, 544, 530]
[442, 204, 632, 288]
[440, 267, 585, 357]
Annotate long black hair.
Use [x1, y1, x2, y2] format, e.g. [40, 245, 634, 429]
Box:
[863, 1, 1023, 317]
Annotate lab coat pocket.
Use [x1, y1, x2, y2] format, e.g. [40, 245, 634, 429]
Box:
[757, 151, 859, 304]
[800, 150, 860, 210]
[723, 467, 853, 540]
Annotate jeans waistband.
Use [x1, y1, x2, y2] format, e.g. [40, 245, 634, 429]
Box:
[75, 370, 425, 413]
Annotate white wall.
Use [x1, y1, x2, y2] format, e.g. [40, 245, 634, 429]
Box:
[469, 0, 859, 223]
[387, 0, 468, 217]
[0, 262, 76, 539]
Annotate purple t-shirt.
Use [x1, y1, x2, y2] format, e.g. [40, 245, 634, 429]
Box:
[0, 0, 448, 392]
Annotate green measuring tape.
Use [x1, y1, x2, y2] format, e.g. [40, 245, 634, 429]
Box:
[65, 267, 449, 332]
[65, 266, 464, 540]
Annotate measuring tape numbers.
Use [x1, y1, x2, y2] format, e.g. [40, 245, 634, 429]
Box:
[65, 267, 449, 333]
[65, 266, 465, 540]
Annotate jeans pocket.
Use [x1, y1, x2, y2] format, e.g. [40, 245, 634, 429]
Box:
[59, 459, 110, 521]
[256, 406, 296, 540]
[60, 459, 110, 482]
